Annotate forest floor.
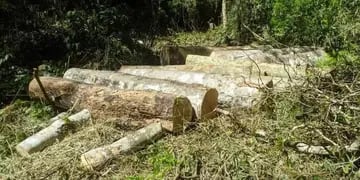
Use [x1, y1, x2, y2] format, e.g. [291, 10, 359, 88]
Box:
[1, 94, 359, 179]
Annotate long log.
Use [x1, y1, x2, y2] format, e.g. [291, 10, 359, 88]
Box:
[207, 48, 326, 66]
[28, 77, 193, 134]
[63, 68, 218, 119]
[117, 67, 288, 107]
[119, 64, 304, 78]
[16, 109, 91, 157]
[81, 122, 163, 170]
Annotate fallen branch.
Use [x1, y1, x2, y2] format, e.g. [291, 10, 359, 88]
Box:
[16, 109, 91, 157]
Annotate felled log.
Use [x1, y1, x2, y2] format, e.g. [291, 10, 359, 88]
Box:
[207, 48, 326, 66]
[29, 77, 193, 134]
[63, 68, 218, 119]
[120, 63, 304, 78]
[81, 122, 163, 170]
[16, 109, 91, 157]
[117, 67, 287, 107]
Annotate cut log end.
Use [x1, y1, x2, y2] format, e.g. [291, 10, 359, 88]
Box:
[201, 88, 219, 120]
[172, 97, 193, 134]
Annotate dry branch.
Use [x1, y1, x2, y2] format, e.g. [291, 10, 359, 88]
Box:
[28, 77, 193, 133]
[63, 68, 218, 119]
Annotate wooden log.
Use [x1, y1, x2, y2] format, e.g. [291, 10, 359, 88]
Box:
[63, 68, 218, 119]
[117, 67, 288, 107]
[81, 122, 163, 170]
[28, 77, 193, 133]
[119, 64, 304, 78]
[15, 109, 91, 157]
[207, 48, 326, 66]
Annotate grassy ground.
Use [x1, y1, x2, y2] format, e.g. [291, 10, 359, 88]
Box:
[1, 96, 359, 179]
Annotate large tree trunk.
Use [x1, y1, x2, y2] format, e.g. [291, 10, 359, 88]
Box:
[222, 0, 227, 28]
[117, 67, 286, 107]
[16, 109, 91, 157]
[63, 68, 218, 118]
[81, 122, 163, 170]
[28, 77, 193, 134]
[119, 63, 304, 78]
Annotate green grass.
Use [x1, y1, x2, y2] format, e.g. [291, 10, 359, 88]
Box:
[1, 75, 360, 179]
[0, 100, 55, 159]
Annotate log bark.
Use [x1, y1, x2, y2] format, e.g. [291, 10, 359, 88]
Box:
[63, 68, 218, 119]
[119, 64, 304, 78]
[117, 67, 286, 107]
[16, 109, 91, 157]
[28, 77, 193, 134]
[81, 122, 163, 170]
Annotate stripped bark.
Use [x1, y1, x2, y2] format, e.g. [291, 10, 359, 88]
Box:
[81, 122, 163, 170]
[63, 68, 218, 119]
[28, 77, 193, 133]
[16, 109, 91, 157]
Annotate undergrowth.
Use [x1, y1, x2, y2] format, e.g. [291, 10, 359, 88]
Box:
[168, 27, 229, 47]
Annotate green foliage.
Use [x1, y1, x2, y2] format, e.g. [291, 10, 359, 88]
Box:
[126, 143, 177, 180]
[271, 0, 360, 49]
[0, 100, 54, 159]
[227, 0, 274, 43]
[171, 26, 228, 46]
[166, 0, 221, 31]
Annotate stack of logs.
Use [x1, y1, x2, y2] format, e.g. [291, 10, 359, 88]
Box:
[19, 47, 325, 170]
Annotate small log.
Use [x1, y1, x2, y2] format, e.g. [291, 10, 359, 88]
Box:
[16, 109, 91, 157]
[28, 77, 193, 133]
[63, 68, 218, 119]
[81, 122, 163, 170]
[117, 67, 285, 107]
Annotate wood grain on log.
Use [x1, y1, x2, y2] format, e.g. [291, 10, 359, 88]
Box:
[81, 122, 163, 170]
[16, 109, 91, 157]
[29, 77, 193, 133]
[63, 68, 218, 119]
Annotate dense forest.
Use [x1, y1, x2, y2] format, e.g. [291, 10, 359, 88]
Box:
[1, 0, 360, 179]
[1, 0, 359, 106]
